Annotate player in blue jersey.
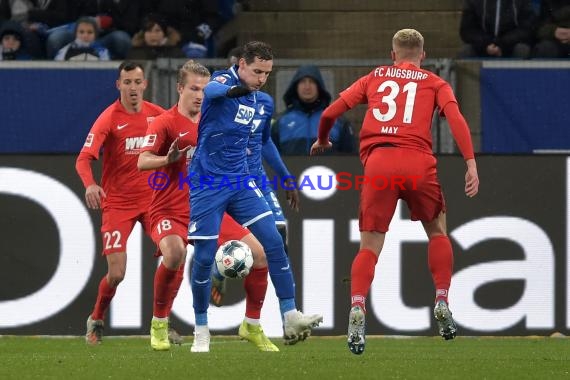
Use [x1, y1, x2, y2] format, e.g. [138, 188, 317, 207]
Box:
[187, 41, 322, 353]
[209, 50, 300, 307]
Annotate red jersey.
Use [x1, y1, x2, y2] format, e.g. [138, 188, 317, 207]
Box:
[340, 62, 457, 164]
[140, 106, 198, 218]
[78, 99, 165, 208]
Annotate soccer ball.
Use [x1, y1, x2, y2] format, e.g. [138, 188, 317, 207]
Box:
[215, 240, 254, 279]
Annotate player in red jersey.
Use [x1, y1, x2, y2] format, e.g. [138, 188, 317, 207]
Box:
[311, 29, 479, 355]
[75, 61, 165, 345]
[137, 60, 278, 352]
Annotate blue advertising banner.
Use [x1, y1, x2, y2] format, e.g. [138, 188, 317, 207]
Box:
[480, 61, 570, 153]
[0, 63, 119, 153]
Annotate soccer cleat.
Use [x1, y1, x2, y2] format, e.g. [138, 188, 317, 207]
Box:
[150, 319, 170, 351]
[210, 275, 226, 307]
[347, 306, 366, 355]
[85, 315, 104, 345]
[190, 328, 210, 353]
[168, 324, 184, 345]
[283, 310, 323, 345]
[434, 300, 458, 340]
[238, 320, 279, 352]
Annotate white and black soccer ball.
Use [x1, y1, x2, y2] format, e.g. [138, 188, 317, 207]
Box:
[215, 240, 254, 279]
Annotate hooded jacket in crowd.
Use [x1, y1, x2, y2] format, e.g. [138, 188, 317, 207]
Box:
[272, 65, 356, 155]
[459, 0, 537, 56]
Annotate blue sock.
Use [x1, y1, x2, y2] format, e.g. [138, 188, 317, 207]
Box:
[195, 312, 208, 326]
[279, 298, 296, 317]
[192, 239, 217, 322]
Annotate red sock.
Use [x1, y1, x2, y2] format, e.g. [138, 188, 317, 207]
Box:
[350, 249, 378, 311]
[428, 235, 453, 304]
[91, 276, 117, 320]
[154, 263, 178, 318]
[165, 263, 185, 314]
[244, 266, 268, 319]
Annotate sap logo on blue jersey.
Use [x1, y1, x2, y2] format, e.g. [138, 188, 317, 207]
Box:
[234, 104, 255, 125]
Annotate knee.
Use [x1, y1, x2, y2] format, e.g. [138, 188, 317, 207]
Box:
[194, 239, 217, 267]
[250, 242, 267, 268]
[107, 267, 125, 287]
[163, 247, 186, 269]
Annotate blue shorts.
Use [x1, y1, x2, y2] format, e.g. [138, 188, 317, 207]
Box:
[260, 183, 286, 224]
[189, 179, 274, 240]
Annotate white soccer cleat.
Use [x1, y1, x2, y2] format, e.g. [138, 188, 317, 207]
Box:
[85, 315, 104, 345]
[434, 300, 457, 340]
[190, 328, 211, 352]
[347, 306, 366, 355]
[283, 310, 323, 345]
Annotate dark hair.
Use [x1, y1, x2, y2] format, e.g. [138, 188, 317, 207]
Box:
[118, 61, 145, 75]
[241, 41, 273, 64]
[228, 46, 243, 59]
[141, 13, 168, 34]
[75, 17, 98, 36]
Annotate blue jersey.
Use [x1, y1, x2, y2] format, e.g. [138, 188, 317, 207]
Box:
[247, 91, 273, 176]
[247, 92, 291, 182]
[190, 65, 257, 183]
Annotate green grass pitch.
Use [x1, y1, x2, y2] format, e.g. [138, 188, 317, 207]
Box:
[0, 336, 568, 380]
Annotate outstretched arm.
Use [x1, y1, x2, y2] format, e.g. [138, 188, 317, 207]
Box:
[443, 102, 479, 197]
[138, 138, 192, 170]
[311, 97, 351, 155]
[262, 137, 291, 178]
[205, 81, 251, 99]
[262, 137, 299, 210]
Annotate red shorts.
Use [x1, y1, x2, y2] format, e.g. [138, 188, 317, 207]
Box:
[101, 207, 151, 255]
[359, 147, 445, 233]
[150, 213, 189, 257]
[218, 213, 250, 245]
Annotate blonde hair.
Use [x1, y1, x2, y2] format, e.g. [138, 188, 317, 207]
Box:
[177, 60, 210, 85]
[392, 29, 424, 59]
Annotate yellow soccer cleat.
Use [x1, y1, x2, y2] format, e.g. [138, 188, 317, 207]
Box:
[238, 320, 279, 352]
[150, 318, 171, 351]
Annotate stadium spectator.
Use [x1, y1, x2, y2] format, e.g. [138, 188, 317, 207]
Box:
[54, 17, 109, 60]
[272, 65, 356, 155]
[0, 0, 72, 58]
[47, 0, 144, 59]
[126, 13, 185, 60]
[187, 41, 322, 352]
[532, 0, 570, 57]
[227, 45, 242, 65]
[0, 20, 31, 60]
[137, 60, 278, 352]
[312, 29, 479, 355]
[148, 0, 223, 57]
[458, 0, 536, 58]
[75, 61, 165, 345]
